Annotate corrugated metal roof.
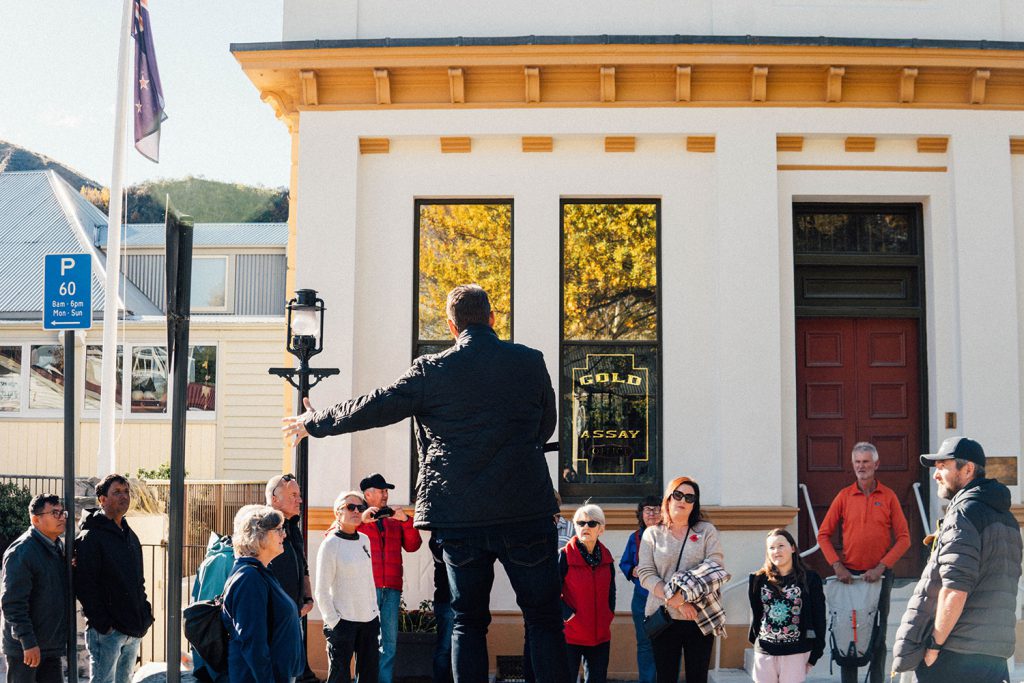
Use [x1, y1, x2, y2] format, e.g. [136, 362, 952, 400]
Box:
[97, 222, 288, 248]
[0, 171, 161, 317]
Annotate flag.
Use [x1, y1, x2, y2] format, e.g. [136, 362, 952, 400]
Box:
[132, 0, 167, 162]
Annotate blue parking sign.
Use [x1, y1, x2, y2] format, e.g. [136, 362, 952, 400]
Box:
[44, 254, 92, 330]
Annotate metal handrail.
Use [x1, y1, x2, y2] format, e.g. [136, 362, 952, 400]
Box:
[912, 482, 930, 533]
[712, 484, 823, 672]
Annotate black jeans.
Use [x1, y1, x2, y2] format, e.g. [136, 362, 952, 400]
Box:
[440, 522, 569, 683]
[650, 619, 714, 683]
[839, 570, 893, 683]
[916, 651, 1010, 683]
[567, 642, 610, 683]
[325, 617, 380, 683]
[6, 654, 63, 683]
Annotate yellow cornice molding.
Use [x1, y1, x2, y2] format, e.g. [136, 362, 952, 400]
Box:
[845, 136, 876, 152]
[916, 136, 949, 153]
[235, 43, 1024, 123]
[1011, 138, 1024, 154]
[522, 136, 553, 152]
[306, 505, 799, 532]
[776, 135, 804, 152]
[605, 136, 635, 152]
[359, 137, 390, 154]
[687, 135, 716, 153]
[440, 136, 472, 153]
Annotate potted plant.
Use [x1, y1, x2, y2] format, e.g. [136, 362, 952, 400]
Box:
[394, 598, 437, 681]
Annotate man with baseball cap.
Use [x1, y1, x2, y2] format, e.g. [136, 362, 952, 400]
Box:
[892, 436, 1022, 682]
[356, 473, 421, 683]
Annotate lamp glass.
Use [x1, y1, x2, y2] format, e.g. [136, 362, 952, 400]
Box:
[291, 307, 320, 341]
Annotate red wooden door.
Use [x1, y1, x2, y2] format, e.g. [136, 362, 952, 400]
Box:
[796, 317, 923, 578]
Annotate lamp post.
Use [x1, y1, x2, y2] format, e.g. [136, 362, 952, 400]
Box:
[269, 289, 339, 655]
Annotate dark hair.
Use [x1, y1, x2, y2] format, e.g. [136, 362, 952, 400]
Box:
[445, 285, 491, 332]
[29, 494, 61, 516]
[661, 476, 704, 528]
[756, 528, 809, 587]
[96, 474, 130, 499]
[954, 458, 986, 479]
[635, 495, 661, 532]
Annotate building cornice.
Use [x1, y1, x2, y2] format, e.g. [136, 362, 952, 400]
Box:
[232, 35, 1024, 126]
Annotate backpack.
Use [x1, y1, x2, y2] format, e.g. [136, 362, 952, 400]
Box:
[183, 567, 274, 675]
[824, 576, 883, 670]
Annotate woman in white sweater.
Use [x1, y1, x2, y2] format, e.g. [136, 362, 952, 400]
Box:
[316, 491, 380, 683]
[636, 476, 725, 683]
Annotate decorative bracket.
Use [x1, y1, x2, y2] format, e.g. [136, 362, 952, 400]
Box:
[299, 70, 318, 106]
[827, 66, 845, 103]
[751, 66, 768, 102]
[675, 65, 692, 102]
[373, 69, 391, 105]
[448, 68, 465, 104]
[899, 68, 918, 103]
[524, 67, 540, 103]
[600, 66, 616, 102]
[971, 69, 991, 105]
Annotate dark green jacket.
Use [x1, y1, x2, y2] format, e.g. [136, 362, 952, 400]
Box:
[1, 528, 68, 656]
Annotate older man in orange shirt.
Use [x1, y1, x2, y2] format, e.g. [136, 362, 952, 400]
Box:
[817, 441, 910, 683]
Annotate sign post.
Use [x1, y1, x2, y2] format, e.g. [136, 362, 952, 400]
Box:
[44, 253, 91, 683]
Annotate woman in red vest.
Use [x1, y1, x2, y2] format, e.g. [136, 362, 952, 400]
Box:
[559, 503, 616, 683]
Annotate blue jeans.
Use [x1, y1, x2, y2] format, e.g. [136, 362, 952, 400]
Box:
[376, 587, 401, 683]
[630, 590, 656, 683]
[440, 523, 569, 683]
[86, 626, 141, 683]
[432, 601, 454, 683]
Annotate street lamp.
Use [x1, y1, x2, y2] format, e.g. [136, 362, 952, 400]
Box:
[269, 289, 339, 655]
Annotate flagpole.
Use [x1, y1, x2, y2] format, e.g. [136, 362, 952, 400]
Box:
[97, 0, 134, 478]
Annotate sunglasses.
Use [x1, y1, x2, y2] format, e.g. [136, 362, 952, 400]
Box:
[575, 520, 601, 528]
[272, 473, 297, 497]
[344, 503, 368, 513]
[670, 491, 697, 504]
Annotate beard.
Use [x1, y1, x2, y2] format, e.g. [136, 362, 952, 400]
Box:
[937, 480, 960, 500]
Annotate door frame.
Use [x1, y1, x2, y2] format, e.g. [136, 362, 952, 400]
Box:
[792, 202, 931, 570]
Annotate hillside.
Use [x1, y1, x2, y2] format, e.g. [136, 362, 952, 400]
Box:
[0, 140, 102, 192]
[0, 140, 288, 223]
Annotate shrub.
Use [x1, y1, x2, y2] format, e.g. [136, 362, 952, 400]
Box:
[0, 481, 33, 555]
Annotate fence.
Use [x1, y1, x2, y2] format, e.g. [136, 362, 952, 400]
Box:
[146, 480, 264, 576]
[139, 542, 205, 665]
[0, 473, 64, 498]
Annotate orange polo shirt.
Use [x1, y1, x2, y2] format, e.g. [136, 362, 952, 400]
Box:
[816, 480, 911, 571]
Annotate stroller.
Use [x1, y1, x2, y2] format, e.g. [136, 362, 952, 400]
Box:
[824, 576, 884, 681]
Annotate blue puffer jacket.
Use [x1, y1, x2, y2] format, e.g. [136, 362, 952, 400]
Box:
[221, 557, 303, 683]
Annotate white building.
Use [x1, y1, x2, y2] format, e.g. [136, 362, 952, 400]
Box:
[233, 2, 1024, 675]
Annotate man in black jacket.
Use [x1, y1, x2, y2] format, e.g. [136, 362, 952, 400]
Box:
[75, 474, 154, 683]
[265, 473, 319, 683]
[892, 436, 1023, 682]
[1, 494, 68, 683]
[283, 284, 568, 683]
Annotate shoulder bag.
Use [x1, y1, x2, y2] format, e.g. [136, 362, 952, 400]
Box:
[642, 530, 689, 640]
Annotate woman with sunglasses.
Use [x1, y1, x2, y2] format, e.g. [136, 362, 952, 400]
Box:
[747, 529, 825, 683]
[221, 505, 304, 683]
[619, 496, 662, 683]
[315, 492, 380, 683]
[636, 477, 724, 683]
[558, 503, 615, 683]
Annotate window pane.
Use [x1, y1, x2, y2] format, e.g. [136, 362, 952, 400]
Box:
[85, 345, 123, 410]
[29, 344, 64, 410]
[0, 346, 21, 412]
[560, 344, 660, 496]
[131, 346, 168, 413]
[563, 202, 658, 341]
[417, 202, 512, 341]
[187, 346, 216, 412]
[191, 258, 227, 309]
[795, 211, 914, 255]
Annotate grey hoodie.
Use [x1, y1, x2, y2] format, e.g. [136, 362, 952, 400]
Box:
[892, 477, 1022, 672]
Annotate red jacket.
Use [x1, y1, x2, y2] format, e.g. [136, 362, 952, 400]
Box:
[560, 537, 615, 647]
[357, 516, 422, 590]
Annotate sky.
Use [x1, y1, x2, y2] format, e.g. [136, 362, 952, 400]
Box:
[0, 1, 290, 189]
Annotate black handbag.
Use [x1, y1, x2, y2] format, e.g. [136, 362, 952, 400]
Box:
[643, 531, 689, 639]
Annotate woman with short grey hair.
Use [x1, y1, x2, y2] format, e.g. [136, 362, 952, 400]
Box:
[221, 504, 304, 683]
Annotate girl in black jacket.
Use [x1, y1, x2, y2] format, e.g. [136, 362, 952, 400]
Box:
[747, 529, 825, 683]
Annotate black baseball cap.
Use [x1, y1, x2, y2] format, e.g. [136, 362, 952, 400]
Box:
[359, 473, 395, 491]
[920, 436, 986, 468]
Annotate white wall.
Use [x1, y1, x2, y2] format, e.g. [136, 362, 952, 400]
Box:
[293, 106, 1024, 519]
[283, 0, 1024, 43]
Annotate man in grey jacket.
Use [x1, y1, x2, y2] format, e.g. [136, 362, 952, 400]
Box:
[0, 494, 69, 683]
[892, 436, 1022, 682]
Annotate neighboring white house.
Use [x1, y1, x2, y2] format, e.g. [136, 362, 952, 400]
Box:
[0, 170, 290, 481]
[232, 2, 1024, 674]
